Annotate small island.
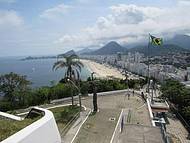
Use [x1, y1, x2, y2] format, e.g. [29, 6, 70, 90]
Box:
[21, 56, 57, 61]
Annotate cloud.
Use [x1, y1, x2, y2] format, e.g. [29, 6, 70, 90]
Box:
[0, 10, 23, 29]
[56, 3, 190, 49]
[0, 10, 25, 44]
[40, 3, 72, 20]
[0, 0, 16, 3]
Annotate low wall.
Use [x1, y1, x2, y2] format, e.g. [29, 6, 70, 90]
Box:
[2, 107, 61, 143]
[88, 89, 131, 96]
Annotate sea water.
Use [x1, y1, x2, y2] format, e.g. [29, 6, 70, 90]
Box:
[0, 57, 90, 88]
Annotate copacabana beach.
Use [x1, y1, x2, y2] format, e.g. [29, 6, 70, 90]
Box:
[81, 59, 125, 79]
[0, 57, 138, 88]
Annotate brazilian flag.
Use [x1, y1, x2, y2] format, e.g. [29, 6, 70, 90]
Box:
[150, 35, 163, 46]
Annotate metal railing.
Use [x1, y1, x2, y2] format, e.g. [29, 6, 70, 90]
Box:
[60, 112, 80, 136]
[160, 123, 170, 143]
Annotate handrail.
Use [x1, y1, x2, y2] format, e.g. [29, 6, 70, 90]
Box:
[61, 112, 80, 136]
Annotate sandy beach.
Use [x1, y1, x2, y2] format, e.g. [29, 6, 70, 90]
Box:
[81, 59, 125, 79]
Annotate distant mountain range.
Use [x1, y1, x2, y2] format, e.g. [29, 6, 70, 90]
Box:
[128, 44, 190, 56]
[79, 34, 190, 56]
[77, 48, 95, 55]
[58, 50, 76, 57]
[83, 41, 127, 55]
[166, 35, 190, 50]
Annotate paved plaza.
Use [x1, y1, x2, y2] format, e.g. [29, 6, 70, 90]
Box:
[73, 93, 164, 143]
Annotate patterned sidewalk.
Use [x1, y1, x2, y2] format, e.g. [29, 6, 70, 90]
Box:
[167, 116, 190, 143]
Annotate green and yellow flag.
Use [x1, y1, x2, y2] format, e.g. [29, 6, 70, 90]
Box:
[150, 35, 163, 46]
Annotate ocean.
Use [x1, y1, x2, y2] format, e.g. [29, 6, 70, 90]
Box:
[0, 57, 91, 88]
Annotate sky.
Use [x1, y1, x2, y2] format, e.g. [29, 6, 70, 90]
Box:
[0, 0, 190, 57]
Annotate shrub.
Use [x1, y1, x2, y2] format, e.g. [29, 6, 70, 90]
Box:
[80, 81, 90, 96]
[49, 83, 77, 100]
[0, 101, 13, 112]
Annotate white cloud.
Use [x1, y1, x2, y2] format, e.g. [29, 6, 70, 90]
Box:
[40, 3, 72, 20]
[56, 3, 190, 49]
[0, 10, 23, 29]
[0, 0, 16, 3]
[0, 10, 25, 44]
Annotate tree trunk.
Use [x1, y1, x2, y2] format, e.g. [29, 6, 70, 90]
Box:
[69, 67, 74, 106]
[71, 86, 74, 106]
[93, 85, 98, 112]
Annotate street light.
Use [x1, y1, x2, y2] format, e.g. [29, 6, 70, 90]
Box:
[67, 78, 82, 111]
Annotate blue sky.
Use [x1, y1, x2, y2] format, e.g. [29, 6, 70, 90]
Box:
[0, 0, 189, 56]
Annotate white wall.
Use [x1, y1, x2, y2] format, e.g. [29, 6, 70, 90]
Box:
[2, 107, 61, 143]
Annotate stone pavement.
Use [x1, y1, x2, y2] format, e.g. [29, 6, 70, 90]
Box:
[73, 108, 120, 143]
[73, 94, 162, 143]
[115, 124, 164, 143]
[167, 116, 190, 143]
[111, 101, 164, 143]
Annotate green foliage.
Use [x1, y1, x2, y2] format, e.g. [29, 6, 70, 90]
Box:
[88, 79, 128, 93]
[52, 54, 84, 105]
[50, 105, 80, 123]
[33, 87, 50, 105]
[49, 83, 77, 100]
[80, 81, 90, 96]
[0, 118, 38, 141]
[161, 79, 190, 124]
[182, 106, 190, 120]
[161, 79, 185, 104]
[0, 101, 13, 112]
[0, 72, 145, 112]
[0, 106, 79, 141]
[52, 54, 84, 81]
[0, 72, 31, 104]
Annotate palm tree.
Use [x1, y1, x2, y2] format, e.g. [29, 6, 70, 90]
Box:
[52, 54, 84, 105]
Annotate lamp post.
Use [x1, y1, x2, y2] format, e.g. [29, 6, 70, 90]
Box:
[67, 78, 82, 111]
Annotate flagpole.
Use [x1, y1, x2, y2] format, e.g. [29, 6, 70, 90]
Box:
[147, 33, 150, 94]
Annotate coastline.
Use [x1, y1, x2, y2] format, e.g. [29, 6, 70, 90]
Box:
[81, 59, 125, 79]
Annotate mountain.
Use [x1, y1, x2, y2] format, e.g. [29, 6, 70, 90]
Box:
[89, 41, 127, 55]
[77, 48, 95, 55]
[129, 44, 190, 56]
[166, 35, 190, 50]
[58, 50, 77, 57]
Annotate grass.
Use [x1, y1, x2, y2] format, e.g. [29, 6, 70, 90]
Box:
[49, 105, 80, 134]
[0, 105, 80, 141]
[0, 118, 39, 141]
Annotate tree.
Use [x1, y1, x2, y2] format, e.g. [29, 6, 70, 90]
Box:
[160, 79, 185, 104]
[182, 106, 190, 123]
[0, 72, 31, 106]
[52, 54, 83, 105]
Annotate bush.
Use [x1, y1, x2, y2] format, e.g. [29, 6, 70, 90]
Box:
[32, 87, 50, 105]
[80, 81, 90, 96]
[0, 101, 13, 112]
[87, 79, 128, 93]
[49, 83, 77, 100]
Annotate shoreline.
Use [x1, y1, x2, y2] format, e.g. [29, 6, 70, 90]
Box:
[81, 59, 125, 79]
